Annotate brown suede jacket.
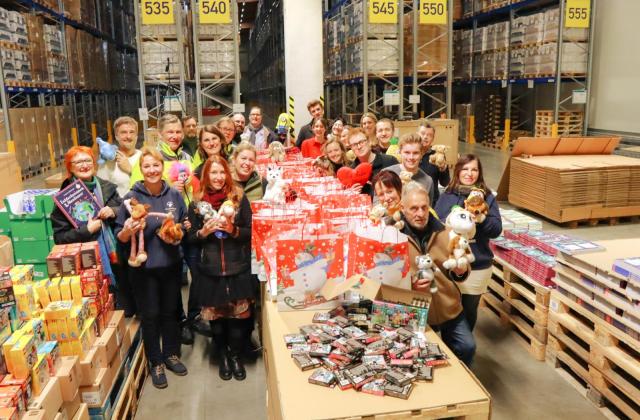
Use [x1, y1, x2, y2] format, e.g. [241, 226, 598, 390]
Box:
[400, 212, 469, 326]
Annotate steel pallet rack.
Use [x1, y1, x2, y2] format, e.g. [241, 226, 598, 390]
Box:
[245, 0, 285, 127]
[0, 0, 140, 178]
[134, 0, 189, 130]
[190, 0, 241, 122]
[452, 0, 595, 149]
[323, 0, 453, 122]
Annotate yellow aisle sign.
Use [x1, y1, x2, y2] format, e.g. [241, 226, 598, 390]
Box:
[200, 0, 231, 24]
[565, 0, 590, 28]
[141, 0, 174, 25]
[420, 0, 447, 25]
[369, 0, 397, 24]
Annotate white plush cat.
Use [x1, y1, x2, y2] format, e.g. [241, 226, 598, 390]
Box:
[263, 165, 286, 204]
[365, 253, 406, 288]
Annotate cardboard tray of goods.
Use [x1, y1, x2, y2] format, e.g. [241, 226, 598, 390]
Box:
[496, 137, 640, 223]
[262, 298, 491, 420]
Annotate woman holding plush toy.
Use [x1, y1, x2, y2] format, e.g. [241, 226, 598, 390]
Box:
[434, 154, 502, 331]
[187, 155, 254, 382]
[115, 147, 189, 390]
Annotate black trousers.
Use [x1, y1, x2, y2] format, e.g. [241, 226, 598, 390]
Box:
[113, 262, 136, 317]
[461, 293, 482, 332]
[133, 264, 182, 365]
[210, 318, 253, 356]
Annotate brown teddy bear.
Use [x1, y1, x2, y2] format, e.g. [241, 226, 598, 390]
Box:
[429, 144, 449, 171]
[157, 213, 184, 245]
[464, 188, 489, 223]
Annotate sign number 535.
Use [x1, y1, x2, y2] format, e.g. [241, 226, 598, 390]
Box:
[369, 0, 397, 24]
[142, 0, 174, 24]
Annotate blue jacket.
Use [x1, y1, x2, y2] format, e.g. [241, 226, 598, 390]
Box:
[114, 181, 187, 269]
[434, 189, 502, 270]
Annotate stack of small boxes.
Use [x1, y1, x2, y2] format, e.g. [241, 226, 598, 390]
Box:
[0, 7, 32, 83]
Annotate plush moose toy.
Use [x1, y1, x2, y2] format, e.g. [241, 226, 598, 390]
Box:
[124, 198, 150, 267]
[157, 213, 184, 245]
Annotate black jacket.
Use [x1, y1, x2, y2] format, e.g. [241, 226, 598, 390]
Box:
[295, 121, 314, 148]
[419, 150, 451, 205]
[187, 194, 252, 277]
[351, 153, 398, 196]
[114, 181, 187, 269]
[51, 177, 122, 244]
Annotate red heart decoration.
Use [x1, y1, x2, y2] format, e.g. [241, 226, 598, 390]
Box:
[336, 163, 373, 188]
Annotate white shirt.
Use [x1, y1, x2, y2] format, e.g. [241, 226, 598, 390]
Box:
[97, 149, 142, 197]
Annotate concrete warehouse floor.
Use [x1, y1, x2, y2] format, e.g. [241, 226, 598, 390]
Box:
[28, 143, 638, 419]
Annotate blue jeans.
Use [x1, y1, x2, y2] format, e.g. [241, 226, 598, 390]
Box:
[437, 312, 476, 366]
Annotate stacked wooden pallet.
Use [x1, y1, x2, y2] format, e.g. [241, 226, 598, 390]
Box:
[508, 154, 640, 224]
[481, 255, 552, 361]
[547, 238, 640, 419]
[479, 95, 503, 144]
[535, 110, 584, 137]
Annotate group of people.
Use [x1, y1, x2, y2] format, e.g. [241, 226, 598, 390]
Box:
[48, 100, 502, 391]
[50, 113, 269, 389]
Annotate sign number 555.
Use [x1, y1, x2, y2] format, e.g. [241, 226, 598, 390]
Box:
[565, 0, 590, 28]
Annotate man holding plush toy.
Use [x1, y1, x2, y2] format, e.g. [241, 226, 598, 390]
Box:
[399, 182, 476, 366]
[97, 117, 142, 197]
[418, 122, 451, 205]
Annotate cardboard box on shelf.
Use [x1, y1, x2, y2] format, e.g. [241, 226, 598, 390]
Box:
[78, 348, 103, 387]
[0, 154, 22, 204]
[22, 410, 45, 420]
[54, 356, 80, 402]
[78, 365, 112, 407]
[71, 403, 89, 420]
[27, 377, 62, 420]
[60, 390, 80, 419]
[93, 328, 117, 367]
[106, 311, 124, 346]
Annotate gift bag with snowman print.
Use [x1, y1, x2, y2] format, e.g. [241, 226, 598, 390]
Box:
[275, 235, 345, 311]
[346, 223, 411, 290]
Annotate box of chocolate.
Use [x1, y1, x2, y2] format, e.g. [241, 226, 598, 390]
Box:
[292, 354, 321, 371]
[308, 368, 336, 387]
[80, 242, 100, 269]
[384, 382, 413, 399]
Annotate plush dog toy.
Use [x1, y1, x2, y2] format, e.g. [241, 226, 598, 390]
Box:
[368, 204, 387, 224]
[97, 137, 117, 165]
[124, 198, 150, 267]
[429, 145, 449, 171]
[268, 141, 286, 163]
[464, 188, 489, 223]
[263, 165, 287, 204]
[415, 254, 438, 294]
[443, 207, 476, 273]
[215, 199, 237, 239]
[157, 213, 184, 245]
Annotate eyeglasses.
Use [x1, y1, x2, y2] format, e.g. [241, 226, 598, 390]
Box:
[71, 159, 93, 166]
[220, 127, 235, 132]
[249, 113, 261, 117]
[349, 138, 369, 149]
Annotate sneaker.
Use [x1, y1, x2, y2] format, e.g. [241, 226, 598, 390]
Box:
[164, 355, 188, 376]
[151, 364, 168, 389]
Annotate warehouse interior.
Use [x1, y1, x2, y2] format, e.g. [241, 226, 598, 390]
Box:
[0, 0, 639, 419]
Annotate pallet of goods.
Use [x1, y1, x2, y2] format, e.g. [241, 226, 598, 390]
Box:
[548, 238, 640, 419]
[535, 110, 584, 137]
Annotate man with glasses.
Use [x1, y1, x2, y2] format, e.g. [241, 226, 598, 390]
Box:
[348, 127, 398, 196]
[246, 106, 276, 150]
[296, 99, 325, 148]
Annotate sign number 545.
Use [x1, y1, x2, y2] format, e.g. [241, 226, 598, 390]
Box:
[369, 1, 397, 24]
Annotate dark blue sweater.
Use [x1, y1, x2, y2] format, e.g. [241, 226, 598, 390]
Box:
[434, 189, 502, 270]
[114, 181, 187, 269]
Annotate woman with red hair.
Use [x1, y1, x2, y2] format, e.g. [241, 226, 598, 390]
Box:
[50, 146, 122, 279]
[187, 155, 254, 382]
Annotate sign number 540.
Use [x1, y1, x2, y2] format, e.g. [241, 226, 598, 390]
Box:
[369, 1, 397, 24]
[200, 0, 231, 23]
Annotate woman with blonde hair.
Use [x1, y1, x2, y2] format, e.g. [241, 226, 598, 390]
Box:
[230, 141, 265, 202]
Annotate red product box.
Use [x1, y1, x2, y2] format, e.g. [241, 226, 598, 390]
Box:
[46, 253, 64, 279]
[80, 269, 103, 297]
[1, 375, 32, 406]
[0, 386, 24, 414]
[99, 282, 109, 307]
[86, 297, 101, 319]
[61, 249, 81, 276]
[50, 245, 66, 254]
[80, 242, 100, 269]
[0, 406, 17, 420]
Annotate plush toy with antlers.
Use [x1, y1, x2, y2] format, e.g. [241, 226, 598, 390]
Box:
[124, 198, 150, 267]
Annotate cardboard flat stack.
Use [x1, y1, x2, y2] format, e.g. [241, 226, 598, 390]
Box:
[509, 154, 640, 223]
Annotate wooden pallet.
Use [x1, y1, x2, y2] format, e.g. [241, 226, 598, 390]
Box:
[589, 367, 640, 420]
[481, 291, 547, 361]
[495, 256, 553, 304]
[111, 336, 148, 420]
[560, 216, 640, 229]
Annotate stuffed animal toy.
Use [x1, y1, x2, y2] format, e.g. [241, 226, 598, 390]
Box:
[415, 254, 438, 294]
[464, 188, 489, 223]
[97, 137, 117, 165]
[368, 204, 387, 224]
[336, 162, 373, 188]
[196, 201, 217, 222]
[124, 198, 150, 267]
[399, 170, 413, 185]
[215, 199, 237, 239]
[268, 141, 286, 162]
[429, 145, 449, 171]
[157, 213, 184, 245]
[168, 162, 192, 187]
[383, 203, 405, 230]
[443, 207, 476, 272]
[263, 165, 287, 204]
